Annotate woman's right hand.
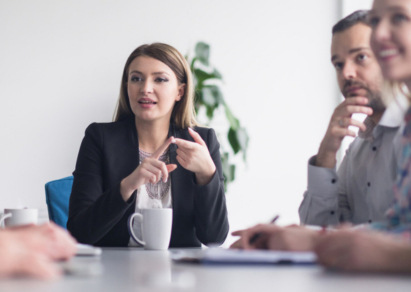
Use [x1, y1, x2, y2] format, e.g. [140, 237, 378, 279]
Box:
[120, 137, 177, 201]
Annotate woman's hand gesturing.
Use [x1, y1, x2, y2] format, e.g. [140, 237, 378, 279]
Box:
[173, 128, 216, 185]
[120, 137, 177, 201]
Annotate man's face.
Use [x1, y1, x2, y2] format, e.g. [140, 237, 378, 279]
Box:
[331, 23, 385, 112]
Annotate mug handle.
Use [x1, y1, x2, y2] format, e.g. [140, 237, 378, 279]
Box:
[127, 213, 145, 246]
[0, 213, 12, 228]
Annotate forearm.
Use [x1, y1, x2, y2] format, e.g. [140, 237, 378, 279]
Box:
[191, 128, 229, 244]
[384, 242, 411, 273]
[299, 156, 339, 226]
[195, 165, 216, 186]
[120, 176, 137, 202]
[67, 182, 135, 244]
[299, 194, 339, 226]
[316, 141, 338, 169]
[68, 123, 136, 244]
[0, 232, 17, 275]
[193, 171, 229, 245]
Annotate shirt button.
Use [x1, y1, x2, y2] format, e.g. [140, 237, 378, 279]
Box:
[372, 146, 377, 151]
[368, 219, 372, 223]
[331, 179, 336, 184]
[330, 211, 335, 215]
[367, 182, 371, 187]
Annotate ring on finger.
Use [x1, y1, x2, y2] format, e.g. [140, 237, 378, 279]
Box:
[338, 119, 344, 127]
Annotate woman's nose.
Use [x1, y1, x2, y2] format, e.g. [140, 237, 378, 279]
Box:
[140, 80, 153, 93]
[371, 18, 391, 45]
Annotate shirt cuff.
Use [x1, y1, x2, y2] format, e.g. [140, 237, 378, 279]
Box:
[307, 155, 338, 198]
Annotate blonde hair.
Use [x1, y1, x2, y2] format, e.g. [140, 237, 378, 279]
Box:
[382, 80, 411, 108]
[113, 43, 197, 128]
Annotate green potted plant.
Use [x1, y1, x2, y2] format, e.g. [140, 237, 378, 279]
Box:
[187, 42, 249, 190]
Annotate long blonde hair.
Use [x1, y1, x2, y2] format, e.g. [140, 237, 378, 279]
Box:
[382, 80, 411, 109]
[113, 43, 197, 128]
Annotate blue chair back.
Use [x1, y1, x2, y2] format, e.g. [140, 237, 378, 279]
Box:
[45, 176, 73, 229]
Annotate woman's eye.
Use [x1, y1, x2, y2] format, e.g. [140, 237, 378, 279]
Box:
[155, 77, 168, 83]
[130, 76, 142, 82]
[368, 16, 380, 28]
[392, 13, 408, 24]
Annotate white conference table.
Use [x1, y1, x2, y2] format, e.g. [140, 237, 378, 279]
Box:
[1, 248, 411, 292]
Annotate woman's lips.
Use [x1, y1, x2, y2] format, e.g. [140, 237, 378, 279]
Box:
[138, 98, 157, 105]
[378, 48, 400, 62]
[137, 98, 157, 108]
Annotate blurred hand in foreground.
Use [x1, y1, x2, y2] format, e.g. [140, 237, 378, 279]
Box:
[0, 222, 77, 279]
[230, 224, 320, 251]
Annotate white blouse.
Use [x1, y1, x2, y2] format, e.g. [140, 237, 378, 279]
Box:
[128, 149, 173, 247]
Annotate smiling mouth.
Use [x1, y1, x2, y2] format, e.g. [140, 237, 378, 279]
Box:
[379, 49, 399, 58]
[138, 100, 157, 104]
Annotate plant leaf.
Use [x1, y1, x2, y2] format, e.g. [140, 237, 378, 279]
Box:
[194, 90, 203, 113]
[212, 68, 222, 79]
[188, 42, 249, 191]
[228, 128, 241, 154]
[195, 42, 210, 66]
[206, 105, 216, 119]
[225, 106, 239, 130]
[230, 164, 236, 182]
[194, 68, 222, 86]
[236, 127, 249, 151]
[220, 152, 231, 191]
[209, 85, 224, 104]
[201, 87, 217, 107]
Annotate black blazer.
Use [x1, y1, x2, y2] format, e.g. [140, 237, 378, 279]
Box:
[67, 119, 229, 247]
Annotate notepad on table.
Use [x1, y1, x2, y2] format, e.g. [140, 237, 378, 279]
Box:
[171, 248, 316, 265]
[76, 243, 102, 256]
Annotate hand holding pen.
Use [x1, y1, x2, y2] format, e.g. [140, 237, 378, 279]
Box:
[231, 218, 322, 251]
[248, 215, 280, 244]
[230, 215, 280, 250]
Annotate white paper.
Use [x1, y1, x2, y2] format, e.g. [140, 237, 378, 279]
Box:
[171, 248, 317, 265]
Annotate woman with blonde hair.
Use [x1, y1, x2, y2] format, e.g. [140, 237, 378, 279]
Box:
[315, 0, 411, 273]
[67, 43, 229, 247]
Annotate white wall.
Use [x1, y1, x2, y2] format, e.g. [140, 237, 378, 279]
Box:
[343, 0, 373, 16]
[0, 0, 341, 245]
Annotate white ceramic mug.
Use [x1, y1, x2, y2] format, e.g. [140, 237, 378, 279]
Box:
[0, 208, 38, 228]
[128, 208, 172, 250]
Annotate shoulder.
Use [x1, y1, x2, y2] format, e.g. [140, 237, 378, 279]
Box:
[174, 126, 216, 141]
[193, 126, 216, 139]
[85, 119, 132, 135]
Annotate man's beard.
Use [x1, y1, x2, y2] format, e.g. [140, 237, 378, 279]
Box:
[343, 80, 385, 113]
[367, 94, 386, 113]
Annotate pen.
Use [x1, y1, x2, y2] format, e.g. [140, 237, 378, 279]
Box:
[249, 215, 280, 245]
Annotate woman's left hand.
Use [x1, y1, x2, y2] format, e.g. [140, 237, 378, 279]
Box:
[173, 128, 216, 185]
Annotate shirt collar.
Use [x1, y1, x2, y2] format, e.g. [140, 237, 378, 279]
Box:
[378, 94, 408, 128]
[358, 94, 408, 139]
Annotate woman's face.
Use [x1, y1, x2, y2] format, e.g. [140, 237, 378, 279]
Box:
[127, 56, 184, 125]
[370, 0, 411, 84]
